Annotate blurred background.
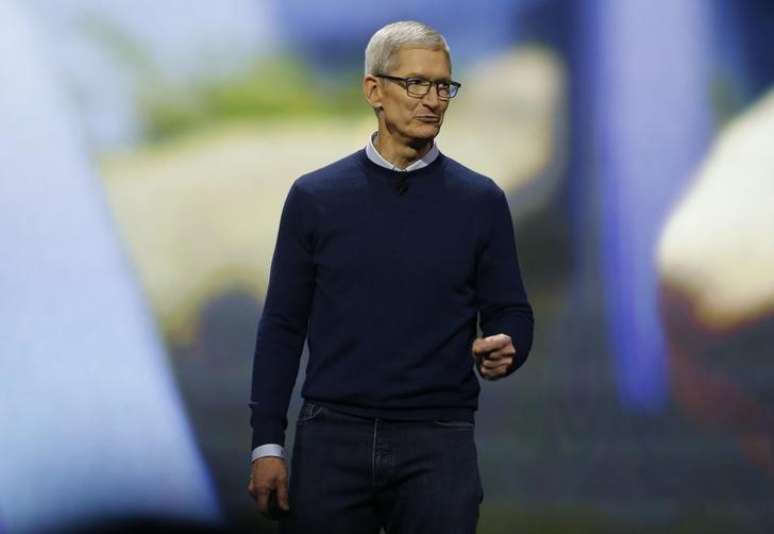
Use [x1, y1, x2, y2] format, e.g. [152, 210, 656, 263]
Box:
[2, 0, 774, 532]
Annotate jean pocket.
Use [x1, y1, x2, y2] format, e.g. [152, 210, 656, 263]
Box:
[432, 419, 474, 429]
[297, 401, 324, 424]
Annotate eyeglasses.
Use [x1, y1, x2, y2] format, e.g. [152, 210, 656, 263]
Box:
[375, 74, 461, 99]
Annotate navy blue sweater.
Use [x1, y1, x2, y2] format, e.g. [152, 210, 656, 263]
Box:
[249, 148, 534, 449]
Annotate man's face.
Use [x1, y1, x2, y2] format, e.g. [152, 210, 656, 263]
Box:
[377, 47, 452, 144]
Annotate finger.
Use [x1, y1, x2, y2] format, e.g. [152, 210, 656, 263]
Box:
[473, 337, 493, 352]
[247, 477, 262, 501]
[481, 356, 513, 369]
[471, 339, 487, 356]
[483, 351, 507, 362]
[487, 343, 516, 358]
[490, 362, 512, 377]
[256, 486, 271, 513]
[480, 359, 511, 378]
[478, 361, 496, 379]
[473, 346, 498, 359]
[474, 334, 510, 354]
[485, 334, 510, 348]
[483, 356, 513, 368]
[494, 361, 511, 373]
[473, 349, 493, 364]
[478, 364, 489, 379]
[276, 476, 290, 511]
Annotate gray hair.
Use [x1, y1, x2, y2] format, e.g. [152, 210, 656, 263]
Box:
[364, 20, 451, 76]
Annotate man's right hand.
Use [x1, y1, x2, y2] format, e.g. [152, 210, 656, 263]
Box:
[248, 456, 290, 519]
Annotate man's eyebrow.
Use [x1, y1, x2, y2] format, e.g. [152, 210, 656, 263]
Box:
[403, 73, 452, 82]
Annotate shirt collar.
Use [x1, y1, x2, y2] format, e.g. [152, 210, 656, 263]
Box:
[365, 131, 439, 172]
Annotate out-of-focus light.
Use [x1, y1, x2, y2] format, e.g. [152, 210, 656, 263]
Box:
[0, 2, 220, 532]
[658, 88, 774, 331]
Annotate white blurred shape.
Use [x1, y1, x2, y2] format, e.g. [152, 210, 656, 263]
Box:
[0, 2, 220, 532]
[442, 46, 566, 203]
[658, 88, 774, 329]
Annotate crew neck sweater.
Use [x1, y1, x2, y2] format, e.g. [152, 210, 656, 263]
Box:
[249, 148, 534, 454]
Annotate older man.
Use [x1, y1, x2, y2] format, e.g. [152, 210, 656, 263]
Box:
[247, 20, 534, 533]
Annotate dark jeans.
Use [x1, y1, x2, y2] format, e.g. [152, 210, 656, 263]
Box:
[279, 400, 484, 534]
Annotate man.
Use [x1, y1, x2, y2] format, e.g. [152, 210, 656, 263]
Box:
[247, 20, 534, 533]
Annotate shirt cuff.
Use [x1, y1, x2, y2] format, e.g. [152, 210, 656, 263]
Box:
[251, 443, 286, 463]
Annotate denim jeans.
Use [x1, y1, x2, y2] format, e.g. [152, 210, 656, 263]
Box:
[279, 400, 484, 534]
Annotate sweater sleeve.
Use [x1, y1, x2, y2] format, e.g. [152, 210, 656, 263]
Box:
[476, 186, 534, 376]
[248, 181, 317, 449]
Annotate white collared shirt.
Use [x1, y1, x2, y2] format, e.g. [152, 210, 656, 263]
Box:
[365, 131, 439, 171]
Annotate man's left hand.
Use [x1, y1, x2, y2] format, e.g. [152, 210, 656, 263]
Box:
[471, 333, 516, 380]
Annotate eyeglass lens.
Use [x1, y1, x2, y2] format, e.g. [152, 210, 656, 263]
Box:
[406, 81, 457, 98]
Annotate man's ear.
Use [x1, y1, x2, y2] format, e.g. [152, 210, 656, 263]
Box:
[363, 75, 382, 111]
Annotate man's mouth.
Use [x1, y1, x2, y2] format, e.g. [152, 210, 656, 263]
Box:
[415, 116, 440, 122]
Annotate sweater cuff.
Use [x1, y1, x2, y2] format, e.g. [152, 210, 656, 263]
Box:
[250, 414, 287, 450]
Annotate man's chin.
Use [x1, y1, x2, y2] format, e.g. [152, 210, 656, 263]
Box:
[409, 124, 441, 142]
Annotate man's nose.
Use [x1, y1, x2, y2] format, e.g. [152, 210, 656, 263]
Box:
[421, 85, 442, 108]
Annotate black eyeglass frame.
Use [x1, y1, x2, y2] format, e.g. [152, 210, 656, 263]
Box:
[374, 74, 462, 99]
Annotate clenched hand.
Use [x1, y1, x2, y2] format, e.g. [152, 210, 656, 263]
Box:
[472, 333, 517, 380]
